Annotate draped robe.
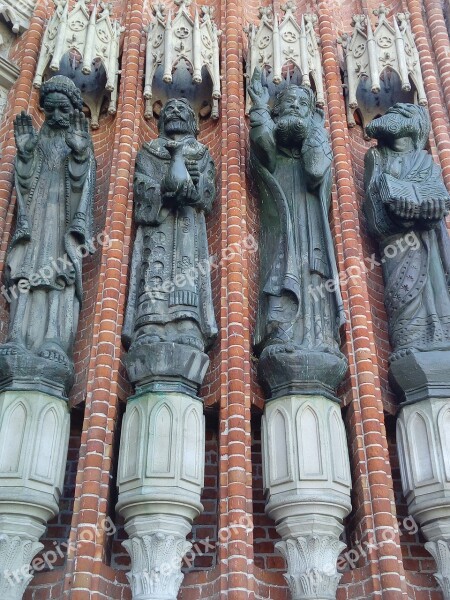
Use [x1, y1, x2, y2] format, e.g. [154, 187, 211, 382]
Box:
[249, 106, 344, 355]
[5, 124, 95, 357]
[122, 135, 217, 352]
[364, 145, 450, 354]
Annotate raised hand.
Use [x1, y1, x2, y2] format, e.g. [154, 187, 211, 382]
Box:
[14, 111, 37, 159]
[248, 67, 270, 109]
[65, 110, 90, 158]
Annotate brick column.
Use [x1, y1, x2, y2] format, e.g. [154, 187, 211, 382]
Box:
[62, 1, 145, 596]
[218, 0, 254, 596]
[406, 0, 450, 189]
[316, 1, 408, 598]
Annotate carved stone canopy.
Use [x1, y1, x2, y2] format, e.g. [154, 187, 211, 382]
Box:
[144, 0, 221, 120]
[0, 0, 36, 33]
[338, 4, 426, 130]
[244, 1, 324, 113]
[33, 0, 123, 129]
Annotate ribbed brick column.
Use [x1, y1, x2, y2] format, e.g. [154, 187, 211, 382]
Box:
[423, 0, 450, 123]
[317, 2, 407, 598]
[62, 1, 145, 597]
[406, 0, 450, 189]
[218, 0, 254, 596]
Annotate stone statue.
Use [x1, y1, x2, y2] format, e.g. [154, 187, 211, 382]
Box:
[364, 103, 450, 360]
[122, 98, 217, 394]
[248, 68, 347, 399]
[0, 75, 95, 398]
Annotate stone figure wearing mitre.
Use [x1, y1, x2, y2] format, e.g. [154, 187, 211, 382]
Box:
[248, 69, 346, 397]
[364, 103, 450, 360]
[0, 75, 95, 396]
[122, 98, 217, 384]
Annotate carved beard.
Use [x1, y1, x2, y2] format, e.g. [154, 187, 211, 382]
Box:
[366, 113, 414, 142]
[274, 115, 311, 149]
[164, 118, 192, 136]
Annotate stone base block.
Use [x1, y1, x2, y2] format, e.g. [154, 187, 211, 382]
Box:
[117, 392, 205, 600]
[124, 342, 209, 396]
[0, 391, 70, 599]
[0, 342, 74, 399]
[389, 350, 450, 405]
[258, 347, 348, 401]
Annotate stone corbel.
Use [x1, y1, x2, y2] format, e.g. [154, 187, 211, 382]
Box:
[0, 0, 35, 34]
[262, 396, 352, 600]
[244, 1, 324, 113]
[338, 4, 427, 129]
[144, 0, 221, 120]
[33, 0, 123, 128]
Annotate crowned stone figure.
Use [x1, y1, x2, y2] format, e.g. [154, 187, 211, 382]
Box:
[364, 103, 450, 401]
[248, 69, 347, 399]
[122, 98, 217, 393]
[0, 75, 95, 398]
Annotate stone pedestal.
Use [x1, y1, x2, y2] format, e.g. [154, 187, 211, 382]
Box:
[117, 392, 205, 600]
[262, 395, 352, 600]
[397, 395, 450, 599]
[0, 391, 70, 599]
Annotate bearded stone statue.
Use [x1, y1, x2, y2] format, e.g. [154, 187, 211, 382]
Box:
[122, 98, 217, 393]
[364, 104, 450, 400]
[0, 75, 95, 398]
[248, 69, 347, 399]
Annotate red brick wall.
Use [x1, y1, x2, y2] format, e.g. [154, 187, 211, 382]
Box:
[1, 0, 450, 598]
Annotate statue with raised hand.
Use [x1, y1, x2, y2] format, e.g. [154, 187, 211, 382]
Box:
[0, 75, 95, 398]
[364, 104, 450, 360]
[248, 68, 347, 399]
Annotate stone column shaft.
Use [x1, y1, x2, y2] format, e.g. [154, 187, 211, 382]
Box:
[262, 395, 352, 600]
[117, 392, 205, 600]
[396, 393, 450, 599]
[0, 391, 70, 600]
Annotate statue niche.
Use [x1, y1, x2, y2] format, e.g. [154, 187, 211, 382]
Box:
[363, 103, 450, 402]
[0, 75, 95, 398]
[122, 98, 217, 394]
[248, 68, 347, 400]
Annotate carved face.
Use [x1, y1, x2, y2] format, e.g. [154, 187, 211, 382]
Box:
[42, 92, 74, 129]
[277, 88, 313, 120]
[162, 100, 195, 137]
[273, 88, 313, 148]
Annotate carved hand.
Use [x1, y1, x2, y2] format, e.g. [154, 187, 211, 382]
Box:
[14, 111, 37, 159]
[65, 110, 90, 158]
[421, 197, 450, 221]
[248, 67, 270, 108]
[186, 161, 200, 186]
[163, 179, 200, 207]
[389, 196, 419, 220]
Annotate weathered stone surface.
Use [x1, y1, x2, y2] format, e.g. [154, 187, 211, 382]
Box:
[389, 350, 450, 405]
[364, 103, 450, 360]
[249, 69, 347, 397]
[0, 75, 95, 399]
[122, 98, 217, 392]
[117, 392, 205, 600]
[262, 395, 352, 600]
[0, 390, 70, 599]
[397, 397, 450, 600]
